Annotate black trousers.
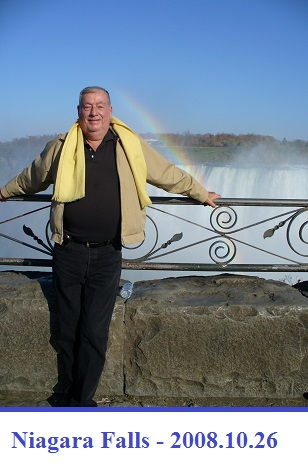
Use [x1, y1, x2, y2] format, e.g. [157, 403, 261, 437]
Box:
[52, 241, 122, 404]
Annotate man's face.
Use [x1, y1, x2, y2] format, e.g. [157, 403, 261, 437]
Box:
[78, 90, 112, 139]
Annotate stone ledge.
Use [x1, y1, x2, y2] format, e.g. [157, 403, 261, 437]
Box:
[0, 271, 308, 403]
[125, 275, 308, 399]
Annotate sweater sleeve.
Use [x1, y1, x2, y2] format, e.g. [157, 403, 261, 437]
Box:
[0, 136, 64, 198]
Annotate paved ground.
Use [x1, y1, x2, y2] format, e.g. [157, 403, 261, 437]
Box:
[1, 391, 308, 408]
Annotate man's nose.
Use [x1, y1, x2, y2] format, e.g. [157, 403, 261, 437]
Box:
[89, 106, 98, 115]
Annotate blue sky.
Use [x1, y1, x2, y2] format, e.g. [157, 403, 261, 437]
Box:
[0, 0, 307, 142]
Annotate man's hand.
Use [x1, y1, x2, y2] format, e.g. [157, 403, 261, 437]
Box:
[204, 191, 221, 208]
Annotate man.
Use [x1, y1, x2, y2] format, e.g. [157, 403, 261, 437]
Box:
[0, 86, 221, 406]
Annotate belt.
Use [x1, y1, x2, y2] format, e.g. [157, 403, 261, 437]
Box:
[63, 234, 113, 248]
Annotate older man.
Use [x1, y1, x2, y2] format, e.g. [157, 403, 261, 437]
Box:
[0, 86, 220, 406]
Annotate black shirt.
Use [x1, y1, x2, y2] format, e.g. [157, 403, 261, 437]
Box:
[63, 130, 121, 242]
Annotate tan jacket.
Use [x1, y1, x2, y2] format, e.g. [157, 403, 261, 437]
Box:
[0, 132, 209, 246]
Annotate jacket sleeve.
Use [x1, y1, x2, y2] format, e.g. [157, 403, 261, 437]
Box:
[0, 136, 64, 198]
[139, 137, 209, 203]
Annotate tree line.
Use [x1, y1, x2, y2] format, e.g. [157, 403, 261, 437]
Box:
[140, 131, 308, 153]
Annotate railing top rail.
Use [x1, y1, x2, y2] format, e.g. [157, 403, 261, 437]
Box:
[4, 194, 308, 207]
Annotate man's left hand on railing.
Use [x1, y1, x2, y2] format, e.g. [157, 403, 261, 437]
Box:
[204, 191, 221, 208]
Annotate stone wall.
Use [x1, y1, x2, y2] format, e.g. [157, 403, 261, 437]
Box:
[1, 271, 308, 401]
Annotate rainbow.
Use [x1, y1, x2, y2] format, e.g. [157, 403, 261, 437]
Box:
[114, 89, 193, 168]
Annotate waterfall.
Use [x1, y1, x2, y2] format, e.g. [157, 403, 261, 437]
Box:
[179, 163, 308, 199]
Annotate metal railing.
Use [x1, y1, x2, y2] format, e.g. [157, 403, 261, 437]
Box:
[0, 194, 308, 273]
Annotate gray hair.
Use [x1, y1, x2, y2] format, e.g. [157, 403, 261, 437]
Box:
[79, 86, 111, 105]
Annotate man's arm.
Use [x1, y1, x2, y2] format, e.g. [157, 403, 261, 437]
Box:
[139, 137, 221, 207]
[0, 135, 64, 200]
